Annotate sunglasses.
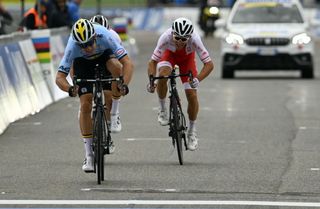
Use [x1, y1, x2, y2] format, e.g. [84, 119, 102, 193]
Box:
[78, 38, 95, 48]
[173, 35, 189, 42]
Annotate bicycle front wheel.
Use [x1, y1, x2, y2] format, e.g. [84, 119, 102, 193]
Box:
[171, 96, 184, 165]
[93, 106, 106, 184]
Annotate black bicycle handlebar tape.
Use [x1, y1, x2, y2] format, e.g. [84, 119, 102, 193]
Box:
[68, 86, 76, 97]
[72, 75, 77, 85]
[189, 70, 193, 81]
[149, 74, 154, 87]
[119, 75, 124, 84]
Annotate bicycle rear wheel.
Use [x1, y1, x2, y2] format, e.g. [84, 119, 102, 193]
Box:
[171, 96, 184, 165]
[93, 106, 105, 184]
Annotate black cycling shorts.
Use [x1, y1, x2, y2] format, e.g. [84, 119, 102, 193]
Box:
[73, 49, 115, 97]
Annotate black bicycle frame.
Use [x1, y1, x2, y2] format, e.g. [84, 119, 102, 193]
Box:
[74, 64, 122, 184]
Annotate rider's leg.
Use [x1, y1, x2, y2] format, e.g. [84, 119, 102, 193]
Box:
[184, 87, 199, 151]
[156, 64, 171, 125]
[79, 93, 94, 157]
[185, 88, 199, 133]
[103, 90, 112, 121]
[110, 96, 120, 116]
[110, 95, 122, 133]
[105, 58, 123, 100]
[105, 58, 123, 133]
[157, 65, 171, 101]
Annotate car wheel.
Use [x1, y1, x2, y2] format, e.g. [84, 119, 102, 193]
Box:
[301, 66, 314, 79]
[222, 65, 234, 79]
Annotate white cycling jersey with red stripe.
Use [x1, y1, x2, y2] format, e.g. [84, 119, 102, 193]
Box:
[151, 28, 212, 64]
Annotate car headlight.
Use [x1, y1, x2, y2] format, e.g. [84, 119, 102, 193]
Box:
[209, 6, 220, 15]
[225, 33, 244, 45]
[292, 33, 311, 45]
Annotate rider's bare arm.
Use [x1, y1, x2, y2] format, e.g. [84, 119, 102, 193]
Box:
[56, 71, 71, 92]
[119, 54, 134, 85]
[148, 59, 158, 77]
[197, 60, 214, 82]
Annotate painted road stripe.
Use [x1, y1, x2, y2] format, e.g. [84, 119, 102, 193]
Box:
[1, 200, 320, 207]
[126, 138, 169, 141]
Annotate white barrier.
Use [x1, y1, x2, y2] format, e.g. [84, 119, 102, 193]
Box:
[49, 34, 72, 101]
[0, 28, 70, 135]
[19, 39, 53, 110]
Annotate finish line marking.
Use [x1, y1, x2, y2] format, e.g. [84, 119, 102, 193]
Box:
[1, 200, 320, 207]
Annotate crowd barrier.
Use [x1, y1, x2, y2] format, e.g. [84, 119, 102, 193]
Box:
[0, 27, 70, 135]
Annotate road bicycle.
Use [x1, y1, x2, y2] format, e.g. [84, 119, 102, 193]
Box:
[149, 65, 192, 165]
[74, 64, 123, 184]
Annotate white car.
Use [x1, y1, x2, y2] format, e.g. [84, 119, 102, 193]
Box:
[219, 0, 314, 78]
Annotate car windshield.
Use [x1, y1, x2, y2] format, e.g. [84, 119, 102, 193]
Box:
[231, 3, 304, 23]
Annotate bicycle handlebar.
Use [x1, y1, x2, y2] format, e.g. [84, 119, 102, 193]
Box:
[149, 71, 193, 86]
[74, 77, 123, 84]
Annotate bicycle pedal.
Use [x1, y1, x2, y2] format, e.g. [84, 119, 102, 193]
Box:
[84, 170, 95, 173]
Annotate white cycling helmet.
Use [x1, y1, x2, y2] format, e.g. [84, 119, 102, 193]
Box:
[90, 15, 110, 29]
[72, 18, 95, 44]
[172, 17, 194, 37]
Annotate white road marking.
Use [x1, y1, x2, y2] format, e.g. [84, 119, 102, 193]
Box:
[126, 138, 169, 141]
[310, 168, 320, 171]
[165, 189, 177, 192]
[299, 126, 320, 130]
[1, 200, 320, 207]
[11, 122, 42, 126]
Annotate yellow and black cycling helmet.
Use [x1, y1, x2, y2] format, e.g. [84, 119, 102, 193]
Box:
[72, 18, 96, 44]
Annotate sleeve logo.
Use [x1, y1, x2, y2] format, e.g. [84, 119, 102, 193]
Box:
[116, 48, 125, 56]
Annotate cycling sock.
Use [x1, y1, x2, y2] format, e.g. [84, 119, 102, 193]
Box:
[188, 120, 196, 134]
[83, 137, 93, 157]
[159, 98, 166, 111]
[111, 98, 120, 116]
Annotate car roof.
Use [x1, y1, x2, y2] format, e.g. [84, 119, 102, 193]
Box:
[227, 0, 306, 25]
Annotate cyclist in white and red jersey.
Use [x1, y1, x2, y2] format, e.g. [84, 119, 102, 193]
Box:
[147, 17, 214, 151]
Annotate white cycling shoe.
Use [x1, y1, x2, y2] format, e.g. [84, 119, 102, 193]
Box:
[110, 114, 122, 133]
[82, 156, 94, 172]
[105, 140, 115, 154]
[187, 132, 198, 151]
[158, 108, 169, 126]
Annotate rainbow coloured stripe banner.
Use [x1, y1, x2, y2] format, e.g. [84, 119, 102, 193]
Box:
[32, 37, 51, 64]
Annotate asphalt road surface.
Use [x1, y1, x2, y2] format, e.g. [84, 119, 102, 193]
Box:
[0, 31, 320, 209]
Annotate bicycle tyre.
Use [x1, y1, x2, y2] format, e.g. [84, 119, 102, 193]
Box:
[94, 106, 105, 184]
[171, 95, 184, 165]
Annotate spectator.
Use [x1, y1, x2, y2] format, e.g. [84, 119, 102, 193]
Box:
[0, 1, 13, 35]
[19, 0, 50, 30]
[48, 0, 72, 28]
[67, 0, 82, 24]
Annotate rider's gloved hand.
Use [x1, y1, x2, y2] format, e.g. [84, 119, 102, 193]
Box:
[68, 86, 78, 97]
[147, 82, 156, 93]
[189, 77, 200, 88]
